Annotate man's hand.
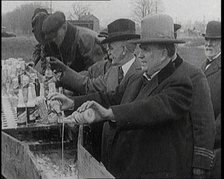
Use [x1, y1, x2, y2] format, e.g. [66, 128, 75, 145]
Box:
[77, 100, 114, 122]
[48, 56, 67, 72]
[48, 92, 74, 111]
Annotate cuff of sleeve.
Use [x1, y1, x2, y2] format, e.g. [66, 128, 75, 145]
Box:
[192, 146, 215, 170]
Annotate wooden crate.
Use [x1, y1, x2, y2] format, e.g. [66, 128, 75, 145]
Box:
[77, 125, 114, 179]
[2, 124, 78, 179]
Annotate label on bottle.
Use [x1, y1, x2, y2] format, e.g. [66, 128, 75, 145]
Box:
[27, 106, 36, 124]
[17, 107, 27, 126]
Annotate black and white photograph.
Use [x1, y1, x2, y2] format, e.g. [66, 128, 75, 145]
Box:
[2, 0, 221, 178]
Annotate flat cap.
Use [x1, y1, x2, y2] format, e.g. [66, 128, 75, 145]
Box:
[42, 11, 66, 41]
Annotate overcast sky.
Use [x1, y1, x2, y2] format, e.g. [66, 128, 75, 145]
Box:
[2, 0, 221, 27]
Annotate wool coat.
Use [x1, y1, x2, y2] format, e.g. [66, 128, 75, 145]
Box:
[73, 57, 194, 178]
[173, 54, 215, 170]
[201, 54, 221, 149]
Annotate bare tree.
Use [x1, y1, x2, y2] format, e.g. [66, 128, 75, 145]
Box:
[2, 2, 45, 35]
[69, 2, 90, 20]
[132, 0, 164, 23]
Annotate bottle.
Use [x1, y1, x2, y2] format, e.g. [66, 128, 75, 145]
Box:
[39, 82, 45, 98]
[48, 82, 56, 94]
[22, 73, 30, 103]
[83, 108, 95, 123]
[36, 82, 48, 123]
[17, 88, 27, 126]
[35, 75, 40, 97]
[26, 84, 36, 124]
[44, 61, 53, 96]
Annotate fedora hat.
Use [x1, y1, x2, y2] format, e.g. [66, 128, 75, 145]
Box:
[101, 19, 140, 44]
[202, 21, 221, 39]
[129, 14, 185, 44]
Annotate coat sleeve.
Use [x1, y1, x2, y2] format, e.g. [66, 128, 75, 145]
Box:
[190, 72, 216, 170]
[71, 76, 129, 110]
[214, 113, 221, 149]
[59, 65, 112, 95]
[111, 76, 193, 127]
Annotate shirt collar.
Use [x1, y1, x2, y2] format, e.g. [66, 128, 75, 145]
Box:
[208, 52, 221, 62]
[121, 57, 135, 77]
[171, 53, 177, 62]
[143, 70, 160, 81]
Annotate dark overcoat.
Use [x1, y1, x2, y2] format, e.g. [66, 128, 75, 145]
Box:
[173, 55, 215, 170]
[73, 57, 194, 178]
[201, 54, 221, 149]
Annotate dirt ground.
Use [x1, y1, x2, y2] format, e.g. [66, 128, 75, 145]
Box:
[1, 35, 206, 68]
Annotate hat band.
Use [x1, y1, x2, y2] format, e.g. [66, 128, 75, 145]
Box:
[108, 30, 136, 38]
[142, 32, 174, 40]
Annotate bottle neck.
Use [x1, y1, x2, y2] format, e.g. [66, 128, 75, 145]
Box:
[18, 88, 25, 106]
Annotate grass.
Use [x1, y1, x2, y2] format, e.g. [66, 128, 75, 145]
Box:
[177, 46, 206, 67]
[1, 35, 206, 68]
[2, 35, 38, 62]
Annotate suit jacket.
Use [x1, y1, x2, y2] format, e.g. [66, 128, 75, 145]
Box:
[33, 22, 105, 74]
[60, 58, 142, 94]
[202, 54, 221, 149]
[73, 57, 194, 178]
[79, 59, 112, 78]
[173, 55, 215, 170]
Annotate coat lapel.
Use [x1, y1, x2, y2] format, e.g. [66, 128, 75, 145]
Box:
[106, 66, 119, 92]
[137, 58, 180, 99]
[120, 58, 142, 86]
[204, 55, 221, 77]
[141, 76, 159, 98]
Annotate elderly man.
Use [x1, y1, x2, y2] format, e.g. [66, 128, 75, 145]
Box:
[201, 21, 221, 179]
[49, 14, 195, 178]
[32, 10, 106, 74]
[49, 19, 141, 94]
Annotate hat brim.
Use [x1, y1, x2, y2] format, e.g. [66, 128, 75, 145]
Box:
[202, 34, 221, 39]
[128, 38, 185, 44]
[101, 34, 140, 44]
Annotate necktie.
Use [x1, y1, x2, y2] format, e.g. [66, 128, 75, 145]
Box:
[118, 66, 124, 84]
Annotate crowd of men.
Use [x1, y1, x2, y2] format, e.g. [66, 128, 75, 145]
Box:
[32, 8, 221, 179]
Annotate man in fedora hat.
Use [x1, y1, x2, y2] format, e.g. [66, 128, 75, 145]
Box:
[201, 20, 221, 179]
[48, 14, 196, 178]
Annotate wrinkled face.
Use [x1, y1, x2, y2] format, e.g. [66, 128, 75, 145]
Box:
[52, 24, 66, 47]
[108, 41, 124, 65]
[138, 44, 165, 75]
[204, 39, 221, 59]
